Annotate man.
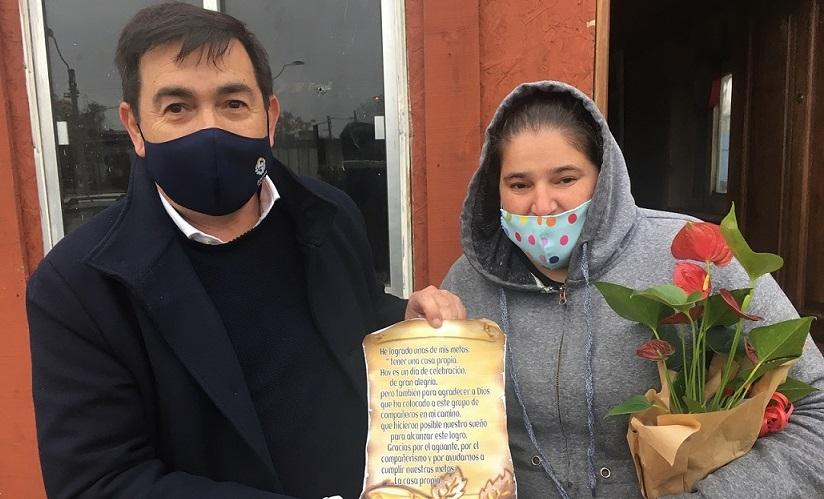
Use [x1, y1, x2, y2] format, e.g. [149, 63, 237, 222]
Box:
[26, 3, 464, 498]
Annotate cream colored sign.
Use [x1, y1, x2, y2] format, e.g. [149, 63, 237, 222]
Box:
[361, 319, 516, 499]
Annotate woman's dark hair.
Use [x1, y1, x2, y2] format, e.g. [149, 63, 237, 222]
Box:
[115, 2, 273, 115]
[474, 90, 604, 238]
[491, 91, 603, 170]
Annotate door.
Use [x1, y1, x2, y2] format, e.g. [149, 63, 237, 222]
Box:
[730, 0, 824, 343]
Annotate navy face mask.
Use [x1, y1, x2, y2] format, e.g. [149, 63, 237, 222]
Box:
[142, 128, 272, 216]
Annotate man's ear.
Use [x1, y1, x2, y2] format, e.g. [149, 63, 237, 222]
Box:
[267, 95, 280, 147]
[119, 102, 145, 157]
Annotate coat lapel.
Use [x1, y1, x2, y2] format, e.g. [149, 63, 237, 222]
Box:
[301, 246, 369, 402]
[268, 160, 369, 402]
[137, 244, 277, 477]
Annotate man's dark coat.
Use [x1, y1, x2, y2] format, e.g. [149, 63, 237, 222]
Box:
[27, 158, 406, 498]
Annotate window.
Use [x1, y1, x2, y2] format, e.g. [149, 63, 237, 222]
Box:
[23, 0, 411, 295]
[225, 0, 393, 285]
[40, 1, 202, 235]
[711, 73, 732, 194]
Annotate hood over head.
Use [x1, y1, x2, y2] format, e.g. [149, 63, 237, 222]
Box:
[459, 80, 638, 291]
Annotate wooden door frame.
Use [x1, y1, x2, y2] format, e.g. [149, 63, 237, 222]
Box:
[595, 0, 610, 115]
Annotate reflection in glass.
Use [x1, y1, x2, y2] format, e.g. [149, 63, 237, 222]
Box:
[225, 0, 390, 284]
[43, 0, 199, 233]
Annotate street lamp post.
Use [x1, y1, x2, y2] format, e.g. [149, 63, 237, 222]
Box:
[272, 60, 305, 80]
[47, 28, 89, 194]
[47, 29, 80, 128]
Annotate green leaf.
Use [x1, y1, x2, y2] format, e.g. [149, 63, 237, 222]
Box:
[719, 204, 784, 281]
[682, 395, 705, 413]
[749, 317, 813, 364]
[702, 289, 752, 329]
[606, 394, 653, 417]
[739, 357, 797, 383]
[659, 326, 686, 370]
[778, 377, 820, 403]
[707, 326, 744, 357]
[634, 284, 699, 309]
[594, 282, 670, 331]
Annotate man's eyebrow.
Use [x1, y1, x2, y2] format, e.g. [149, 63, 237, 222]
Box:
[151, 83, 254, 105]
[153, 86, 195, 106]
[217, 83, 255, 96]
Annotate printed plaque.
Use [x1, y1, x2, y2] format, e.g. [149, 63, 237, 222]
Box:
[361, 319, 516, 499]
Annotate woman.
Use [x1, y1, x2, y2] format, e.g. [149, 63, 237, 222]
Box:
[442, 81, 824, 498]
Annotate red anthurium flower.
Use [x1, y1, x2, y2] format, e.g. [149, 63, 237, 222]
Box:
[671, 222, 733, 267]
[674, 262, 711, 299]
[636, 339, 675, 361]
[719, 289, 764, 321]
[759, 392, 794, 437]
[660, 306, 704, 325]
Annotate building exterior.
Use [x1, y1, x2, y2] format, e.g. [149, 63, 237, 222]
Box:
[0, 0, 600, 494]
[2, 0, 822, 496]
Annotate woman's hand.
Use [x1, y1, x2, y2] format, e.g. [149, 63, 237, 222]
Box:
[405, 285, 467, 328]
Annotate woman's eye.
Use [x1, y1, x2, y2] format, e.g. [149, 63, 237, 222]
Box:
[510, 182, 529, 190]
[559, 177, 577, 185]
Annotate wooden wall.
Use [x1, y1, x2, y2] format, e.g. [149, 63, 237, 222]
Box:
[406, 0, 598, 287]
[0, 0, 46, 496]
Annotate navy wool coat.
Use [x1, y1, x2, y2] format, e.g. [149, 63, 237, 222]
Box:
[26, 157, 406, 498]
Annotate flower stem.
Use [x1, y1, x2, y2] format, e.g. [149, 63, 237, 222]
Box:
[698, 263, 713, 403]
[726, 355, 766, 409]
[709, 285, 754, 410]
[661, 359, 684, 414]
[687, 314, 699, 402]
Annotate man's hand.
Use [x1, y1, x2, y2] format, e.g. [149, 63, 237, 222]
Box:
[405, 285, 466, 328]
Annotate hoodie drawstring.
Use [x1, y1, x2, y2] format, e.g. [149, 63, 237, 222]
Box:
[581, 241, 597, 496]
[498, 241, 597, 498]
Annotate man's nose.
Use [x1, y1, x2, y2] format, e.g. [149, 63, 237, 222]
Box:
[196, 108, 220, 129]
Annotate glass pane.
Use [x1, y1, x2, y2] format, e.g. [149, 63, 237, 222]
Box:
[224, 0, 390, 284]
[43, 0, 200, 234]
[715, 74, 732, 194]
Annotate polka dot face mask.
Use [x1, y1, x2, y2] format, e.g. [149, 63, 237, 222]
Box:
[499, 199, 591, 270]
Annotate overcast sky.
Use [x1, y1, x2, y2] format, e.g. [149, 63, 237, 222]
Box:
[45, 0, 385, 136]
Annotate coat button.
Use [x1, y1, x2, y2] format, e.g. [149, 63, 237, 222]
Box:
[531, 455, 541, 466]
[599, 467, 611, 479]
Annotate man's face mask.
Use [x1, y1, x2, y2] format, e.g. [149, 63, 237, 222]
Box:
[142, 127, 272, 216]
[500, 199, 591, 270]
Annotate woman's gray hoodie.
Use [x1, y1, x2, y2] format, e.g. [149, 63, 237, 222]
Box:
[442, 81, 824, 498]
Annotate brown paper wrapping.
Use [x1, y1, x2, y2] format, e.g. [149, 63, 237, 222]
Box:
[627, 359, 794, 498]
[361, 319, 516, 499]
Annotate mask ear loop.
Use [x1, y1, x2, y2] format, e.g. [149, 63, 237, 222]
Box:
[265, 96, 274, 145]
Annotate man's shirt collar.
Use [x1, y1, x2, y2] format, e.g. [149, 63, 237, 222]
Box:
[158, 176, 280, 245]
